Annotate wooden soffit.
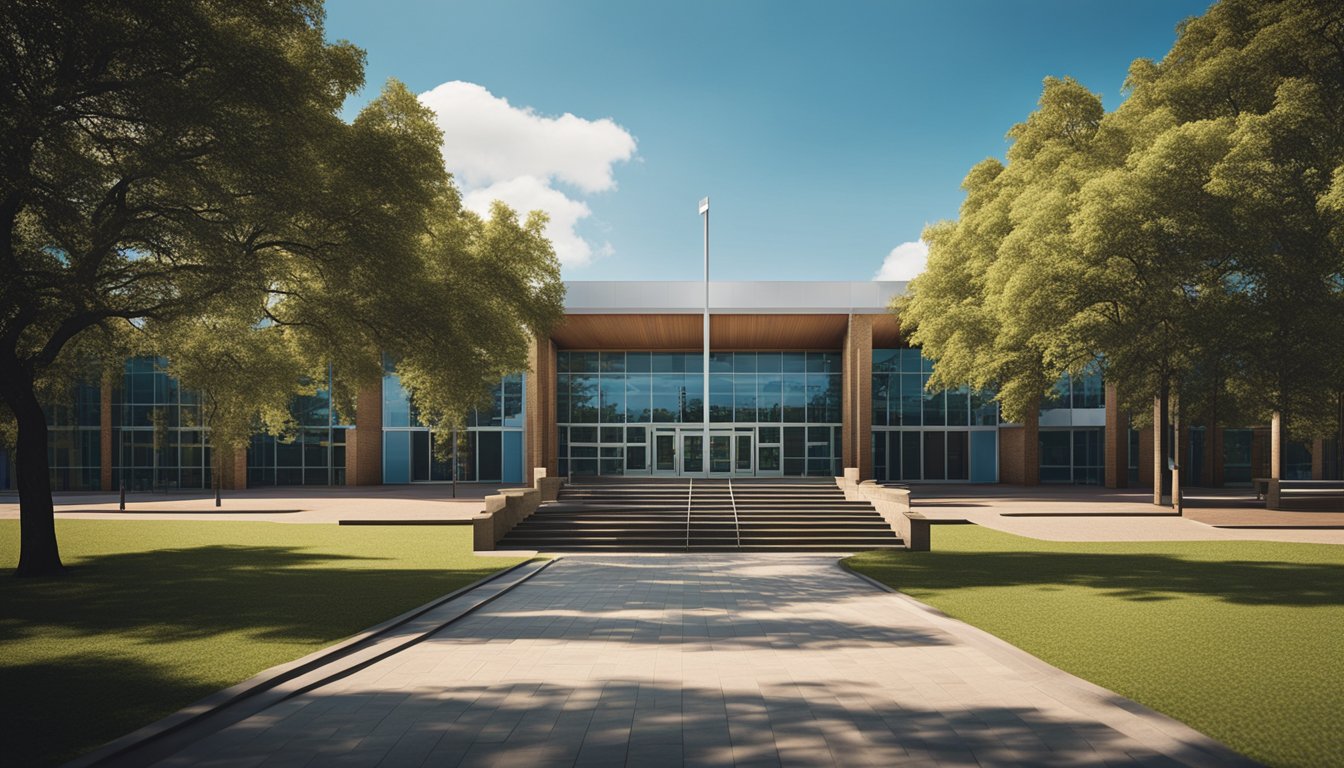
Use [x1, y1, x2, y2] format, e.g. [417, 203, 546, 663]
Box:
[869, 313, 903, 347]
[551, 313, 853, 350]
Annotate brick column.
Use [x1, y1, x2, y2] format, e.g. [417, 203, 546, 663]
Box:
[525, 335, 558, 484]
[345, 381, 383, 485]
[100, 371, 114, 491]
[999, 398, 1040, 485]
[1137, 425, 1154, 488]
[842, 315, 874, 480]
[1312, 438, 1325, 480]
[1103, 384, 1127, 488]
[224, 447, 248, 490]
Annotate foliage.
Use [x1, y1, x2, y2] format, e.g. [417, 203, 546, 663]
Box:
[901, 0, 1344, 440]
[0, 0, 564, 573]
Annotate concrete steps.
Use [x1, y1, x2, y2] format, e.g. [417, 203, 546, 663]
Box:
[498, 478, 904, 552]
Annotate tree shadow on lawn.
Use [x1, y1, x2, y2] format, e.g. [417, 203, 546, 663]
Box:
[0, 544, 505, 645]
[850, 546, 1344, 606]
[0, 653, 215, 768]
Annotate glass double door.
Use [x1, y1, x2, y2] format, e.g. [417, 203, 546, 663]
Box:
[652, 427, 757, 477]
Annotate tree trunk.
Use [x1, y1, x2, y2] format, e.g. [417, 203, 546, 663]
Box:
[1153, 378, 1170, 506]
[6, 377, 64, 576]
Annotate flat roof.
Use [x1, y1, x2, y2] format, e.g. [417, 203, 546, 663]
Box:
[563, 281, 906, 315]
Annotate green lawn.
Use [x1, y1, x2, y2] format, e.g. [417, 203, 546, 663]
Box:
[0, 519, 526, 767]
[846, 525, 1344, 768]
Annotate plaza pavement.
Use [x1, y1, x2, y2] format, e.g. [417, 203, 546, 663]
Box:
[6, 482, 1341, 544]
[150, 554, 1248, 767]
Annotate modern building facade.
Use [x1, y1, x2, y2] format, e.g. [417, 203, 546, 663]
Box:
[2, 280, 1336, 492]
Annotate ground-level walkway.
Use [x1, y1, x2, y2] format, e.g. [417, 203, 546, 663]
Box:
[154, 555, 1247, 767]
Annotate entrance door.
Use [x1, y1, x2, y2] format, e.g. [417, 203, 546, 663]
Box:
[709, 431, 733, 475]
[734, 431, 754, 475]
[653, 430, 678, 475]
[681, 432, 704, 475]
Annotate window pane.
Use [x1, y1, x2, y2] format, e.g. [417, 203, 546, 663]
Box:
[922, 374, 945, 426]
[600, 374, 626, 423]
[946, 386, 969, 426]
[734, 375, 756, 422]
[709, 374, 733, 423]
[652, 375, 681, 422]
[900, 374, 923, 426]
[757, 374, 782, 423]
[626, 374, 651, 423]
[923, 431, 946, 480]
[901, 431, 921, 481]
[782, 374, 806, 423]
[947, 430, 969, 480]
[570, 374, 598, 423]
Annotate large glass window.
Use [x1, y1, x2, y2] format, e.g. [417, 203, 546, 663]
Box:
[559, 351, 842, 476]
[380, 372, 525, 484]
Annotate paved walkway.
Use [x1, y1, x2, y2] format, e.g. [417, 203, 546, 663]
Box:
[155, 555, 1245, 767]
[911, 485, 1344, 545]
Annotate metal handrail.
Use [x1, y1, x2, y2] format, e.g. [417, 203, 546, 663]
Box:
[685, 477, 694, 551]
[728, 478, 741, 550]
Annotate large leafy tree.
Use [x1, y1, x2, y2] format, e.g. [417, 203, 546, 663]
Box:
[903, 0, 1344, 496]
[0, 1, 564, 576]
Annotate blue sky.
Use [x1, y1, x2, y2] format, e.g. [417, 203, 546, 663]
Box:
[325, 0, 1212, 281]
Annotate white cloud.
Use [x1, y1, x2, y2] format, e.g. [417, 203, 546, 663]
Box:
[418, 82, 635, 267]
[874, 240, 929, 281]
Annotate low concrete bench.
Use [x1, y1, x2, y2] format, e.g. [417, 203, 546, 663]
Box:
[837, 469, 929, 551]
[1256, 478, 1344, 509]
[473, 469, 568, 551]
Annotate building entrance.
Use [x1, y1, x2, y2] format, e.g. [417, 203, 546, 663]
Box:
[651, 426, 760, 477]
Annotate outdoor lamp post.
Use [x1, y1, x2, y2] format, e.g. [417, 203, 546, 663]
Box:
[700, 197, 709, 476]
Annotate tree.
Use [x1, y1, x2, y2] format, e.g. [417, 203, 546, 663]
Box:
[0, 1, 565, 576]
[902, 77, 1108, 423]
[903, 0, 1344, 498]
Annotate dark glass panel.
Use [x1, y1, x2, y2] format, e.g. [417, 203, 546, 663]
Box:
[946, 387, 969, 426]
[901, 431, 921, 481]
[947, 430, 969, 480]
[412, 430, 430, 482]
[900, 374, 923, 426]
[923, 431, 946, 480]
[923, 375, 945, 426]
[478, 431, 502, 482]
[626, 352, 651, 373]
[626, 446, 647, 471]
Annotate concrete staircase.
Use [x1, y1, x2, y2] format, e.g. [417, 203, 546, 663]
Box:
[497, 478, 904, 552]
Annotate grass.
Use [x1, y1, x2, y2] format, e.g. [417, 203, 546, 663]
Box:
[845, 525, 1344, 768]
[0, 519, 526, 767]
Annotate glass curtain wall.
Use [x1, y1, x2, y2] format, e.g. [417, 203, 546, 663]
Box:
[110, 357, 349, 491]
[247, 383, 349, 486]
[871, 348, 999, 483]
[44, 381, 102, 490]
[556, 351, 843, 477]
[382, 373, 525, 484]
[112, 357, 212, 491]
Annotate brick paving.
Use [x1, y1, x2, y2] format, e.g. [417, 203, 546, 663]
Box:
[155, 555, 1246, 767]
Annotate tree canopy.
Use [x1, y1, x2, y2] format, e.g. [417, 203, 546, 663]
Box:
[0, 0, 564, 576]
[902, 0, 1344, 465]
